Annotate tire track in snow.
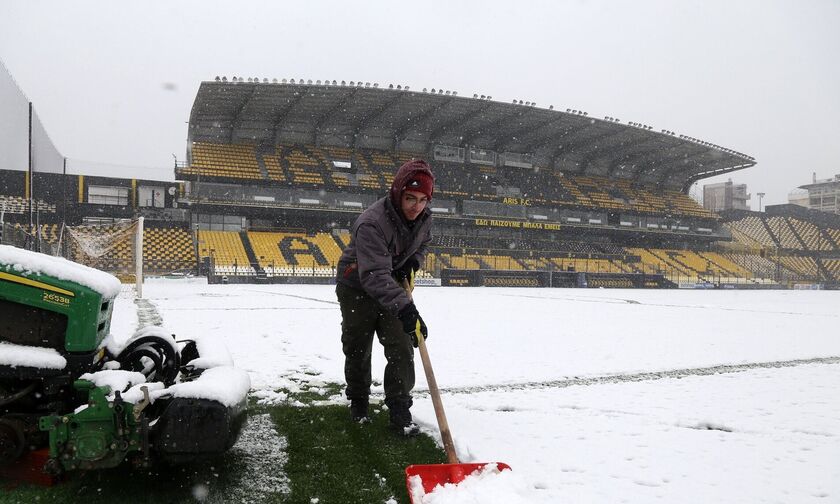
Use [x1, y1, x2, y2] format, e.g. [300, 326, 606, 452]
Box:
[207, 413, 289, 503]
[245, 289, 340, 305]
[135, 297, 163, 327]
[414, 356, 840, 396]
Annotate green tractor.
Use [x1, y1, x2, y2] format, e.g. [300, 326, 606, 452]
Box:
[0, 244, 248, 480]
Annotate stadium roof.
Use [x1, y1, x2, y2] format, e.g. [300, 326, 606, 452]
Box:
[188, 79, 756, 190]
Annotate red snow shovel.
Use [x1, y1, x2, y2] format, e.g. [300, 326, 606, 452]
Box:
[401, 281, 511, 501]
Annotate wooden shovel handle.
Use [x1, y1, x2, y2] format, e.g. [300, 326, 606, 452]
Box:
[402, 279, 459, 464]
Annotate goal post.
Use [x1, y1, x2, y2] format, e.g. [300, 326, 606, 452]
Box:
[135, 216, 144, 298]
[62, 217, 144, 297]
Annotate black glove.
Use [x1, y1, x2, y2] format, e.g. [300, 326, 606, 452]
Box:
[393, 257, 420, 284]
[398, 302, 427, 347]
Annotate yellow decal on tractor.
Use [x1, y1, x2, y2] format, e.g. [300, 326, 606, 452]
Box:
[0, 271, 76, 298]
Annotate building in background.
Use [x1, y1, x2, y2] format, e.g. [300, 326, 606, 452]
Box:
[703, 179, 750, 212]
[787, 189, 809, 208]
[797, 173, 840, 215]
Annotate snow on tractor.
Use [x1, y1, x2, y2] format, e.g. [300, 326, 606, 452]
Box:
[0, 245, 249, 481]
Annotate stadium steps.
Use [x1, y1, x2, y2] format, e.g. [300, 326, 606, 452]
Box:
[661, 251, 701, 278]
[696, 252, 739, 278]
[254, 147, 272, 180]
[277, 146, 292, 176]
[760, 217, 782, 248]
[814, 257, 833, 282]
[646, 249, 690, 276]
[238, 231, 266, 276]
[823, 229, 840, 250]
[782, 218, 809, 250]
[817, 228, 839, 251]
[608, 259, 635, 274]
[473, 255, 492, 269]
[435, 253, 453, 269]
[331, 233, 348, 253]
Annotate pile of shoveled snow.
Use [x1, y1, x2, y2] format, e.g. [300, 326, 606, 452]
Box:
[408, 464, 534, 503]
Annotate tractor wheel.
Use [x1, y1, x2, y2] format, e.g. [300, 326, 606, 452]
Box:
[0, 417, 26, 465]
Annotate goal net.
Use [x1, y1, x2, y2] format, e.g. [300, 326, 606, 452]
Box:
[62, 217, 144, 296]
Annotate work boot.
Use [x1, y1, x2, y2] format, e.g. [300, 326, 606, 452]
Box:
[350, 398, 369, 423]
[388, 401, 420, 436]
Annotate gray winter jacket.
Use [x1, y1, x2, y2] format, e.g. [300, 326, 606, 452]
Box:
[336, 196, 432, 316]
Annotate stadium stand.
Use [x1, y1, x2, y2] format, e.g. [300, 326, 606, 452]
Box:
[31, 79, 840, 289]
[197, 230, 255, 275]
[182, 142, 262, 181]
[143, 226, 195, 273]
[0, 195, 57, 214]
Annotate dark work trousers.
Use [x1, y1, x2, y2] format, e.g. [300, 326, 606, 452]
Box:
[336, 282, 415, 408]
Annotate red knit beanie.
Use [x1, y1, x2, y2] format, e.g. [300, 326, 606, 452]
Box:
[403, 172, 434, 200]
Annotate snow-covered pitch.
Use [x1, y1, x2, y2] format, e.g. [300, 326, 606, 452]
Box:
[117, 279, 840, 503]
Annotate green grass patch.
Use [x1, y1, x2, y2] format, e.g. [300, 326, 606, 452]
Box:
[266, 402, 446, 504]
[1, 381, 446, 504]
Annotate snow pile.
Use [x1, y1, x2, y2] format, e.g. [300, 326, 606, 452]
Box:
[121, 381, 166, 404]
[162, 366, 251, 407]
[0, 341, 66, 369]
[80, 369, 148, 392]
[409, 464, 531, 504]
[251, 389, 288, 405]
[0, 244, 122, 298]
[189, 333, 235, 369]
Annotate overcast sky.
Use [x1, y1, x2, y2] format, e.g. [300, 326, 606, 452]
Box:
[1, 0, 838, 206]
